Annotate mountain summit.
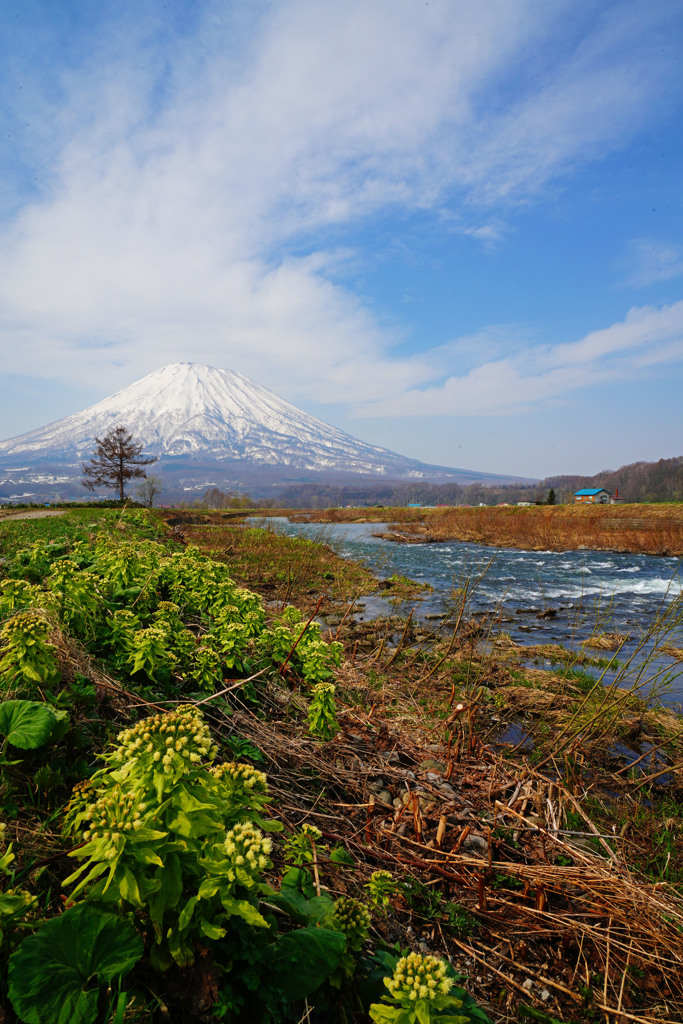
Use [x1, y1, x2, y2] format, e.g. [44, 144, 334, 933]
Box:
[0, 363, 522, 500]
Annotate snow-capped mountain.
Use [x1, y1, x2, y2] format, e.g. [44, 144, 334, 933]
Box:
[0, 363, 523, 499]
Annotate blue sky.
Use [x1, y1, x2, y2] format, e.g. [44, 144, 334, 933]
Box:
[0, 0, 682, 479]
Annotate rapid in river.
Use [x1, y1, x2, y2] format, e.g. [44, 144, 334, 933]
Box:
[265, 518, 683, 706]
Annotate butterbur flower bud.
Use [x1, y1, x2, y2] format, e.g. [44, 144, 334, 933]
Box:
[222, 821, 272, 886]
[384, 953, 454, 1003]
[330, 897, 371, 952]
[110, 706, 215, 775]
[209, 762, 268, 795]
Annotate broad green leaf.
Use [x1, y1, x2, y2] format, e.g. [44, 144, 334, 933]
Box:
[118, 866, 142, 907]
[199, 917, 226, 940]
[177, 896, 198, 930]
[271, 926, 346, 1002]
[128, 827, 167, 843]
[221, 895, 269, 928]
[171, 788, 214, 815]
[197, 878, 220, 900]
[8, 905, 143, 1024]
[416, 1002, 430, 1024]
[0, 700, 61, 749]
[130, 845, 164, 867]
[330, 846, 355, 865]
[368, 1006, 403, 1023]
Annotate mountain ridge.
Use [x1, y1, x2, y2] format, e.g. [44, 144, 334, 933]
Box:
[0, 362, 531, 501]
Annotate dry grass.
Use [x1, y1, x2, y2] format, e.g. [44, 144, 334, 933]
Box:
[298, 504, 683, 556]
[214, 674, 683, 1024]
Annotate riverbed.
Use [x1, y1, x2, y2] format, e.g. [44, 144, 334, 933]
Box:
[264, 518, 683, 705]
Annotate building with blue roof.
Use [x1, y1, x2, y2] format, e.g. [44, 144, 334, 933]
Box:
[574, 487, 612, 504]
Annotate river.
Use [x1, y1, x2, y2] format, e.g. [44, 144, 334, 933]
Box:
[264, 518, 683, 706]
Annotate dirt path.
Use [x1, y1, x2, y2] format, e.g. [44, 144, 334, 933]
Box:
[0, 509, 67, 522]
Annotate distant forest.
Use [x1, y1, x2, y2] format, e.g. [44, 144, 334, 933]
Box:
[200, 455, 683, 509]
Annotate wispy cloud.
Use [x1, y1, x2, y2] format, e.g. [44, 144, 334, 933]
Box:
[360, 301, 683, 417]
[0, 0, 681, 414]
[620, 238, 683, 288]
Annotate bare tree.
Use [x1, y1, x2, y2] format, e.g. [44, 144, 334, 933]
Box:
[135, 474, 163, 507]
[82, 426, 157, 501]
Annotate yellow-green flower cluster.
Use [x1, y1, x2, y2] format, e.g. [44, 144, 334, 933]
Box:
[1, 609, 52, 642]
[80, 784, 147, 857]
[209, 761, 268, 794]
[330, 897, 371, 952]
[111, 705, 216, 774]
[384, 953, 453, 1002]
[223, 821, 272, 884]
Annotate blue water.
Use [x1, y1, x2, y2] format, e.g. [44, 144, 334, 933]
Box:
[263, 518, 683, 705]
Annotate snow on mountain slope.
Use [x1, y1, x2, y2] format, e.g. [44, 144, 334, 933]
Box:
[0, 363, 448, 477]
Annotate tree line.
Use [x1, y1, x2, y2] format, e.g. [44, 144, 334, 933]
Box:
[80, 427, 682, 508]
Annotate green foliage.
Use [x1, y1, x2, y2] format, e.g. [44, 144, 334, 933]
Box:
[0, 700, 68, 750]
[0, 515, 378, 1020]
[125, 625, 177, 682]
[370, 953, 469, 1024]
[284, 823, 326, 866]
[0, 611, 60, 694]
[63, 706, 282, 969]
[307, 681, 340, 741]
[399, 877, 478, 937]
[365, 870, 399, 914]
[269, 926, 347, 1002]
[0, 825, 37, 947]
[8, 904, 143, 1024]
[0, 579, 44, 618]
[45, 560, 103, 638]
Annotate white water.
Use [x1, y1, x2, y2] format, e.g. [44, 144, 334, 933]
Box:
[267, 519, 683, 706]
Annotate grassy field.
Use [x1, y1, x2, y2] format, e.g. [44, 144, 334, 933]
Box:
[1, 507, 683, 1023]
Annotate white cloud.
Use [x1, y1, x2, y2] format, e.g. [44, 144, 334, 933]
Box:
[360, 301, 683, 417]
[0, 0, 681, 413]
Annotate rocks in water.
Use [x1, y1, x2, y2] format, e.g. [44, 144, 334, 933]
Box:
[536, 608, 558, 619]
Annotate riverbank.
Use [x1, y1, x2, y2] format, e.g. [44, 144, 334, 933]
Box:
[168, 512, 683, 1020]
[293, 503, 683, 556]
[2, 508, 683, 1023]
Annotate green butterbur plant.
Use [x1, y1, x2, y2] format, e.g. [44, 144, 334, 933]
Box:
[370, 953, 468, 1024]
[45, 560, 103, 638]
[329, 896, 371, 953]
[63, 706, 282, 969]
[0, 579, 44, 617]
[207, 761, 271, 818]
[189, 644, 224, 692]
[298, 632, 343, 683]
[0, 611, 60, 694]
[328, 896, 371, 982]
[284, 823, 326, 866]
[308, 682, 340, 741]
[365, 870, 400, 915]
[125, 625, 178, 683]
